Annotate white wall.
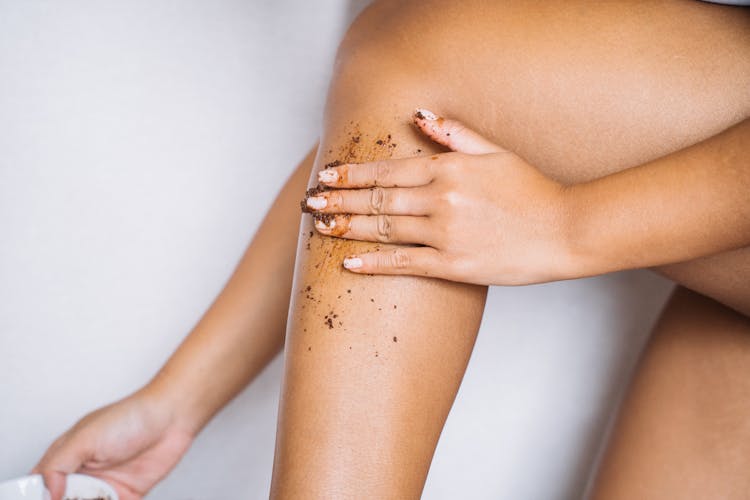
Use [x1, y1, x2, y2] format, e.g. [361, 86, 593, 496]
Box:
[0, 1, 673, 498]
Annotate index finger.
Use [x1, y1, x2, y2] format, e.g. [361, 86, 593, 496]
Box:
[317, 155, 438, 188]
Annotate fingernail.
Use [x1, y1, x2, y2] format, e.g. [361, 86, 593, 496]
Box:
[415, 108, 437, 121]
[343, 256, 362, 269]
[314, 218, 335, 232]
[318, 169, 339, 183]
[306, 196, 327, 210]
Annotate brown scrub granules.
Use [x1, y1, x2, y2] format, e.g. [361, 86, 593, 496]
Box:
[313, 212, 335, 225]
[300, 184, 328, 213]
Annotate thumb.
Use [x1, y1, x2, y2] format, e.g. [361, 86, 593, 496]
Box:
[32, 434, 90, 500]
[413, 108, 506, 155]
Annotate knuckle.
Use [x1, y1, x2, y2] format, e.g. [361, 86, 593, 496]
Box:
[368, 187, 386, 213]
[375, 214, 393, 242]
[373, 160, 391, 186]
[443, 254, 470, 278]
[390, 248, 411, 269]
[441, 153, 464, 174]
[329, 191, 344, 210]
[375, 251, 391, 269]
[440, 188, 462, 208]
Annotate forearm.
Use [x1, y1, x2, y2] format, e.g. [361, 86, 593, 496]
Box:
[144, 146, 316, 435]
[568, 119, 750, 276]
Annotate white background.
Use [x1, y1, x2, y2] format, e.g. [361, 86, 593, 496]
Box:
[0, 1, 674, 498]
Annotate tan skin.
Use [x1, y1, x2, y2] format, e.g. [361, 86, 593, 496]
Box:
[34, 1, 749, 499]
[590, 287, 750, 500]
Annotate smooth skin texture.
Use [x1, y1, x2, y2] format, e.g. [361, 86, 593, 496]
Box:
[590, 287, 750, 500]
[33, 1, 750, 499]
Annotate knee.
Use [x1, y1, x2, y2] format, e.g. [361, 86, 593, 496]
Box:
[330, 1, 447, 99]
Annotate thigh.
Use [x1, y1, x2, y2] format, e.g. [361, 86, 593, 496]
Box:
[659, 247, 750, 317]
[589, 287, 750, 499]
[368, 0, 749, 179]
[357, 0, 750, 310]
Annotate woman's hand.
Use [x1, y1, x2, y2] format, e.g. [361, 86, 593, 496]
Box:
[305, 109, 575, 285]
[32, 389, 194, 500]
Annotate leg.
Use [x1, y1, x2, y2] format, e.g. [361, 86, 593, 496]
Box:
[657, 247, 750, 317]
[589, 287, 750, 499]
[271, 59, 488, 500]
[272, 1, 750, 497]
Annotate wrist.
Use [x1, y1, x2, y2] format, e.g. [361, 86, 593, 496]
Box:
[558, 181, 625, 280]
[139, 371, 206, 437]
[556, 183, 599, 281]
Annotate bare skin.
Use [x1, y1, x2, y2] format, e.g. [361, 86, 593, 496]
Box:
[33, 148, 316, 500]
[271, 121, 488, 498]
[590, 287, 750, 499]
[311, 115, 749, 288]
[273, 0, 750, 498]
[34, 1, 750, 499]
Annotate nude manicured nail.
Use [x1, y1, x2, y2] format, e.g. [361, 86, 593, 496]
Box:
[306, 196, 327, 210]
[314, 218, 335, 232]
[343, 256, 362, 269]
[415, 108, 437, 121]
[318, 169, 339, 183]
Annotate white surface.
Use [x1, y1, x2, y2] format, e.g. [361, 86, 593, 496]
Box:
[0, 1, 674, 498]
[0, 474, 117, 500]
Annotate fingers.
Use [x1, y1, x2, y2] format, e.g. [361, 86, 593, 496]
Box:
[304, 186, 431, 216]
[40, 472, 66, 500]
[314, 214, 431, 245]
[316, 108, 503, 190]
[341, 247, 446, 278]
[317, 157, 436, 188]
[33, 434, 90, 500]
[413, 108, 506, 155]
